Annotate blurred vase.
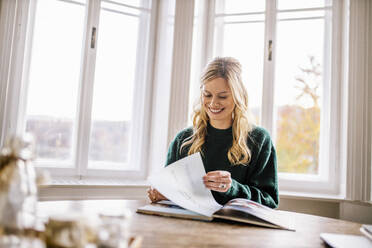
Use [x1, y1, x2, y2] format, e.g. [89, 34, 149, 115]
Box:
[0, 134, 38, 232]
[97, 209, 132, 248]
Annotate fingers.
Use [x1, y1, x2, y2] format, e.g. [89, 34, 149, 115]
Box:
[204, 170, 231, 178]
[157, 191, 167, 201]
[203, 176, 231, 183]
[204, 182, 231, 192]
[203, 180, 232, 192]
[147, 187, 167, 203]
[203, 170, 231, 183]
[147, 187, 157, 203]
[203, 180, 231, 188]
[202, 170, 232, 192]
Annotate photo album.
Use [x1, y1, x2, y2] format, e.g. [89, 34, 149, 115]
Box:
[137, 153, 294, 231]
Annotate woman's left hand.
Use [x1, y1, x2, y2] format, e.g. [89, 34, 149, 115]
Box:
[147, 187, 167, 203]
[203, 170, 232, 192]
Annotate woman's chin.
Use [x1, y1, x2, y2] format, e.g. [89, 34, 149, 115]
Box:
[208, 115, 231, 123]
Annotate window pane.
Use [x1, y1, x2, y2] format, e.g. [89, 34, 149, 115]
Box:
[213, 17, 265, 123]
[277, 0, 327, 10]
[25, 0, 86, 165]
[221, 14, 265, 23]
[188, 0, 203, 125]
[102, 0, 142, 8]
[101, 1, 142, 16]
[69, 0, 86, 4]
[274, 19, 326, 175]
[278, 10, 325, 20]
[216, 0, 265, 14]
[88, 2, 149, 168]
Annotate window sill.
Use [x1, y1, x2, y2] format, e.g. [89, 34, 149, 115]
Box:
[40, 178, 150, 187]
[279, 191, 346, 203]
[42, 178, 345, 201]
[38, 178, 150, 201]
[280, 191, 372, 207]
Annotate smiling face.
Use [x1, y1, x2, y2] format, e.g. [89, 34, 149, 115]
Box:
[202, 77, 235, 129]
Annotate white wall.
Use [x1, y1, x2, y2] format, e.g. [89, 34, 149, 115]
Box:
[340, 202, 372, 224]
[278, 197, 372, 224]
[278, 198, 340, 219]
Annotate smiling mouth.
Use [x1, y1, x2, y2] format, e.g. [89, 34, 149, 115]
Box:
[209, 107, 224, 114]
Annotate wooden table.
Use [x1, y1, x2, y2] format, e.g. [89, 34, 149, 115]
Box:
[37, 199, 363, 248]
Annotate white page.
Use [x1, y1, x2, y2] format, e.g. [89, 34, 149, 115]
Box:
[320, 233, 372, 248]
[361, 225, 372, 241]
[149, 153, 222, 217]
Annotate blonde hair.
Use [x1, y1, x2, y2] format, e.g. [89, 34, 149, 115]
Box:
[181, 57, 255, 165]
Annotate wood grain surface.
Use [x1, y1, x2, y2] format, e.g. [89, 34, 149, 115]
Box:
[38, 199, 363, 248]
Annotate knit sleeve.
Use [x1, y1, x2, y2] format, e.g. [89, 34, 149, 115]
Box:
[165, 128, 193, 167]
[165, 135, 180, 167]
[222, 130, 279, 208]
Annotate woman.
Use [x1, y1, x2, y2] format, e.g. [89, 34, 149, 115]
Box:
[148, 57, 279, 208]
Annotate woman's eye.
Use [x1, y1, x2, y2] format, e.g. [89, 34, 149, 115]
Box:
[219, 96, 227, 99]
[203, 94, 212, 98]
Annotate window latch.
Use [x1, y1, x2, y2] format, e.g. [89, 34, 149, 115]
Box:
[91, 27, 97, 49]
[268, 40, 273, 61]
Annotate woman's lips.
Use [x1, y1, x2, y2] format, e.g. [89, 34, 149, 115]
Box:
[209, 107, 224, 114]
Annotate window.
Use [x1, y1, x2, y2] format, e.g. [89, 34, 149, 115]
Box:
[22, 0, 154, 178]
[213, 0, 265, 124]
[274, 0, 332, 177]
[25, 0, 86, 166]
[192, 0, 343, 194]
[0, 0, 370, 201]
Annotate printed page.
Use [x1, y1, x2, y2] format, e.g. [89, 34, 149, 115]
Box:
[217, 198, 295, 230]
[149, 153, 222, 217]
[360, 225, 372, 241]
[320, 233, 372, 248]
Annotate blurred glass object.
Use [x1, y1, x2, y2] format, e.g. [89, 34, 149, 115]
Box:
[0, 134, 45, 247]
[97, 209, 132, 248]
[0, 134, 37, 231]
[45, 213, 97, 248]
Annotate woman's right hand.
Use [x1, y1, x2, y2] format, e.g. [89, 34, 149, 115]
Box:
[147, 187, 168, 203]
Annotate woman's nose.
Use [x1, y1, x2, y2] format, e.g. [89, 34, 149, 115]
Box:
[209, 97, 219, 107]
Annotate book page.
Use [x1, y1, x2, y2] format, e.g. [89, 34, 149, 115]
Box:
[137, 203, 213, 222]
[360, 225, 372, 241]
[149, 153, 222, 217]
[320, 233, 372, 248]
[216, 198, 294, 230]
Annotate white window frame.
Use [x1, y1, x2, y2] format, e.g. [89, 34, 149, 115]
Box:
[272, 0, 346, 195]
[0, 0, 157, 181]
[196, 0, 348, 196]
[1, 0, 370, 203]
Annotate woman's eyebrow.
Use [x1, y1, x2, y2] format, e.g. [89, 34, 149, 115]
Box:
[203, 90, 229, 94]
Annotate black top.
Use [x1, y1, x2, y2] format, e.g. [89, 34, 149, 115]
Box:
[165, 123, 279, 208]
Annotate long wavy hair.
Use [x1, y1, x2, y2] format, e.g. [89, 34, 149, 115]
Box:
[181, 57, 255, 165]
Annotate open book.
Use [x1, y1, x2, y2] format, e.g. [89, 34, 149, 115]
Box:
[360, 224, 372, 241]
[137, 198, 294, 231]
[137, 153, 294, 231]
